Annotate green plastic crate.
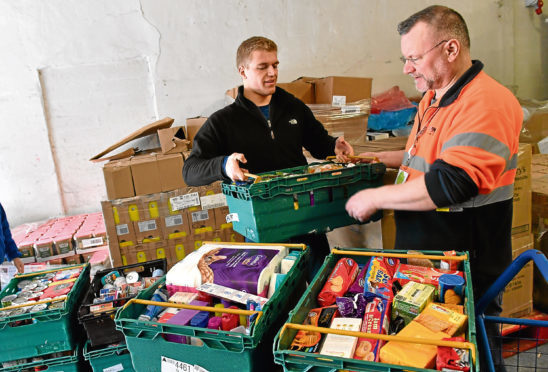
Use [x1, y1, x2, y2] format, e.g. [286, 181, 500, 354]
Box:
[221, 162, 386, 242]
[0, 344, 82, 372]
[84, 340, 135, 372]
[115, 244, 309, 372]
[0, 264, 90, 363]
[273, 248, 479, 372]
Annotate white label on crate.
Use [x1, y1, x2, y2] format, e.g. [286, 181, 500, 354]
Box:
[82, 237, 104, 248]
[341, 105, 361, 114]
[161, 356, 210, 372]
[165, 214, 183, 227]
[103, 363, 124, 372]
[191, 210, 209, 223]
[200, 193, 227, 210]
[170, 192, 201, 211]
[116, 224, 129, 236]
[138, 219, 157, 232]
[226, 213, 239, 223]
[332, 95, 346, 107]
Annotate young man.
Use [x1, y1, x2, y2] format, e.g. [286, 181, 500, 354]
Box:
[183, 36, 353, 276]
[345, 6, 521, 371]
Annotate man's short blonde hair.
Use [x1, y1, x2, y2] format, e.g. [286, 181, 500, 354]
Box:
[236, 36, 277, 69]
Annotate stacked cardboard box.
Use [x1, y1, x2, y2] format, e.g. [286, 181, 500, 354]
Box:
[225, 76, 372, 143]
[500, 143, 534, 318]
[101, 181, 244, 269]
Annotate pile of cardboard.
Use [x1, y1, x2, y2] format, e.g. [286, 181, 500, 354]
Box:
[226, 76, 372, 142]
[92, 118, 244, 269]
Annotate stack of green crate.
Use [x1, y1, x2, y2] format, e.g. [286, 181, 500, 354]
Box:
[115, 243, 309, 371]
[0, 264, 90, 368]
[222, 161, 386, 242]
[273, 248, 479, 372]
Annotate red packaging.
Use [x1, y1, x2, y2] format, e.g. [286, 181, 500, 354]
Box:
[221, 306, 239, 331]
[441, 251, 460, 271]
[394, 264, 464, 287]
[317, 258, 359, 307]
[353, 294, 390, 362]
[436, 337, 470, 371]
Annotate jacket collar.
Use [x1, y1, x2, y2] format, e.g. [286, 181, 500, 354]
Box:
[438, 60, 483, 107]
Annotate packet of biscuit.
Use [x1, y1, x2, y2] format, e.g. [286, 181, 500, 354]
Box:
[317, 258, 359, 307]
[353, 293, 390, 362]
[363, 256, 400, 301]
[290, 305, 338, 353]
[347, 263, 369, 295]
[436, 336, 470, 371]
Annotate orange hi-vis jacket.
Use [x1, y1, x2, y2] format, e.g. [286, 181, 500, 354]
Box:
[394, 61, 523, 289]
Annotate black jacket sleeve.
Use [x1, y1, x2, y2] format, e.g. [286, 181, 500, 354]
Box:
[424, 159, 478, 207]
[182, 118, 231, 186]
[300, 104, 337, 159]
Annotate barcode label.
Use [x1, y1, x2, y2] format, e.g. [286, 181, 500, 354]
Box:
[165, 215, 183, 227]
[82, 237, 104, 248]
[191, 210, 209, 223]
[341, 105, 361, 114]
[200, 193, 228, 210]
[332, 95, 346, 106]
[161, 356, 210, 372]
[116, 224, 129, 236]
[138, 220, 157, 232]
[170, 192, 201, 211]
[226, 213, 239, 223]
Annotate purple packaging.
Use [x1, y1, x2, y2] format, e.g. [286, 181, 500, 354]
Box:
[164, 300, 208, 344]
[347, 263, 369, 295]
[202, 248, 280, 295]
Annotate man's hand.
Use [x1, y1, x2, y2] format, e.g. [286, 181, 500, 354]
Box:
[225, 153, 248, 182]
[13, 257, 24, 274]
[345, 188, 379, 222]
[334, 136, 354, 162]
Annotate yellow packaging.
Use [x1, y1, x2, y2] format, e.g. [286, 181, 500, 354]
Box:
[414, 303, 468, 336]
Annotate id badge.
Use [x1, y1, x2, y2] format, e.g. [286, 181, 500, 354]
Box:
[395, 169, 409, 184]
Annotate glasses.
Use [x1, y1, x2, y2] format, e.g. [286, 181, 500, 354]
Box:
[400, 40, 448, 65]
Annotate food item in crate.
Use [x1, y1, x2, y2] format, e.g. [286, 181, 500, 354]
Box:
[363, 256, 400, 301]
[336, 293, 366, 318]
[53, 267, 82, 281]
[436, 336, 470, 371]
[317, 258, 359, 307]
[307, 163, 344, 174]
[138, 288, 168, 321]
[406, 250, 434, 267]
[290, 306, 338, 353]
[415, 303, 467, 337]
[395, 264, 463, 288]
[166, 244, 287, 297]
[392, 281, 436, 325]
[440, 250, 460, 271]
[438, 274, 465, 305]
[354, 294, 390, 362]
[346, 263, 369, 295]
[163, 300, 209, 343]
[319, 317, 362, 358]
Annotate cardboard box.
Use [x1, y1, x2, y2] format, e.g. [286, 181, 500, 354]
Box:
[103, 159, 134, 200]
[512, 143, 532, 236]
[186, 117, 208, 145]
[156, 153, 186, 192]
[133, 219, 163, 242]
[168, 237, 194, 264]
[277, 78, 315, 104]
[187, 207, 214, 230]
[314, 76, 372, 105]
[531, 153, 548, 229]
[500, 233, 534, 318]
[520, 111, 548, 150]
[143, 240, 170, 262]
[158, 126, 190, 154]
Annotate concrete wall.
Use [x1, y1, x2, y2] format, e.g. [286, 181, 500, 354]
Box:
[1, 0, 546, 226]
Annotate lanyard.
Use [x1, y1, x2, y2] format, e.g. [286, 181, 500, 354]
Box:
[403, 104, 440, 167]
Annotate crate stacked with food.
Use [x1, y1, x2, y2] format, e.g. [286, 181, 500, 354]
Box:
[0, 264, 90, 370]
[115, 242, 308, 371]
[274, 249, 478, 371]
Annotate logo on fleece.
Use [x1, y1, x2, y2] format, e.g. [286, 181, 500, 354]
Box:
[289, 119, 298, 125]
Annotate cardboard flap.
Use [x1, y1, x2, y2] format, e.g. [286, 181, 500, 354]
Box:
[90, 148, 136, 163]
[90, 117, 174, 161]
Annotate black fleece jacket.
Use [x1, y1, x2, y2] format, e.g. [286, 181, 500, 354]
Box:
[183, 86, 337, 186]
